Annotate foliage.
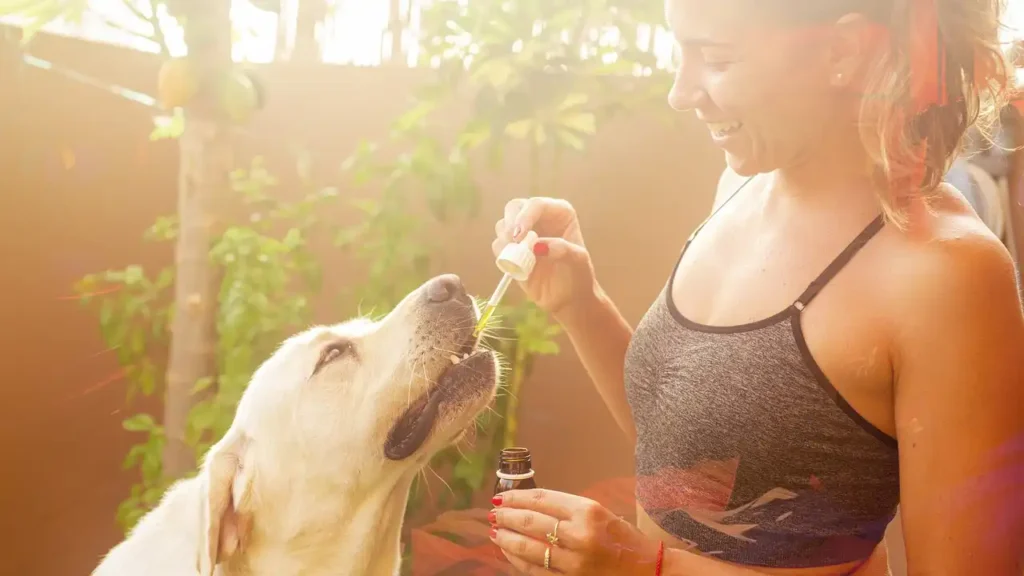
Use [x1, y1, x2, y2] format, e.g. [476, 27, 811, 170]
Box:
[29, 0, 669, 557]
[334, 0, 671, 559]
[74, 156, 338, 530]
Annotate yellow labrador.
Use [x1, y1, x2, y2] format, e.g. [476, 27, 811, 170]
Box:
[92, 274, 499, 576]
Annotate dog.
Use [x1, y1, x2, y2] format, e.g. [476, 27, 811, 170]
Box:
[92, 274, 500, 576]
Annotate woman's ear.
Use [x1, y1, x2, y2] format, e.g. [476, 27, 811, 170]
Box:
[197, 432, 254, 576]
[828, 13, 888, 90]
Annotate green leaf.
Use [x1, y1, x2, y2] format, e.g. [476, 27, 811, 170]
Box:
[558, 112, 597, 135]
[457, 120, 491, 151]
[471, 58, 513, 88]
[123, 413, 156, 432]
[149, 110, 185, 141]
[124, 265, 144, 286]
[556, 128, 586, 151]
[558, 93, 589, 111]
[393, 100, 438, 133]
[191, 376, 215, 396]
[10, 0, 87, 43]
[138, 360, 157, 396]
[529, 339, 560, 355]
[534, 124, 547, 145]
[504, 119, 534, 139]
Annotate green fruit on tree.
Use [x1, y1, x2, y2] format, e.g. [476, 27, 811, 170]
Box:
[157, 57, 199, 110]
[219, 69, 261, 124]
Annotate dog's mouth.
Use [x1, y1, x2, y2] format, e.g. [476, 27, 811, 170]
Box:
[383, 333, 497, 461]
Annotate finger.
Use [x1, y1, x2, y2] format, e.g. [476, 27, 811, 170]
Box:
[502, 552, 559, 576]
[492, 237, 509, 259]
[533, 237, 586, 262]
[503, 198, 527, 239]
[494, 218, 509, 241]
[512, 197, 570, 242]
[493, 509, 581, 548]
[492, 528, 581, 573]
[496, 489, 584, 520]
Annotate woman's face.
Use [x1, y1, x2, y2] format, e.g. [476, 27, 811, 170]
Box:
[666, 0, 847, 176]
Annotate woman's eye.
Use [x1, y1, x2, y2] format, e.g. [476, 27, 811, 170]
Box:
[700, 50, 734, 71]
[704, 61, 732, 71]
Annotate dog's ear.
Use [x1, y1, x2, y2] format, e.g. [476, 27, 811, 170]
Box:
[197, 432, 254, 576]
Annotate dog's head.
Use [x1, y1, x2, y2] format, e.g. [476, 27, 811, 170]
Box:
[195, 274, 499, 573]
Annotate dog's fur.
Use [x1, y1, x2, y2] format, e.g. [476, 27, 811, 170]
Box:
[92, 274, 499, 576]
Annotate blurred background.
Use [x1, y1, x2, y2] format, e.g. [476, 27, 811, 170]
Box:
[0, 1, 1021, 574]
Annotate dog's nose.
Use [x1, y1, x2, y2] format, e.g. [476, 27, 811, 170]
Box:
[425, 274, 465, 303]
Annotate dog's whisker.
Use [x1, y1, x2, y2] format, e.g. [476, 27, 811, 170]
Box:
[427, 464, 455, 497]
[418, 468, 435, 501]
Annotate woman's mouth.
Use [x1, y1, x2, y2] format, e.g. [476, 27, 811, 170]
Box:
[708, 121, 743, 139]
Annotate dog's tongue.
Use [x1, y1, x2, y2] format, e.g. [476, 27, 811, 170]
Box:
[383, 390, 442, 461]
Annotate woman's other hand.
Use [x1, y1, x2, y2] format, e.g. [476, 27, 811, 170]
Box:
[492, 197, 597, 319]
[489, 488, 662, 575]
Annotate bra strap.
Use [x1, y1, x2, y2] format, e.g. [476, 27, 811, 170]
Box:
[685, 175, 756, 245]
[794, 215, 886, 309]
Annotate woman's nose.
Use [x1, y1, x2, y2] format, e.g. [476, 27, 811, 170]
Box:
[668, 78, 704, 112]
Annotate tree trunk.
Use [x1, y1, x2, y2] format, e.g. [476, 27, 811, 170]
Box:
[292, 0, 325, 63]
[162, 0, 233, 478]
[275, 1, 290, 61]
[387, 0, 402, 63]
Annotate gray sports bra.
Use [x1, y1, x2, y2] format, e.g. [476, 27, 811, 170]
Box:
[624, 177, 899, 569]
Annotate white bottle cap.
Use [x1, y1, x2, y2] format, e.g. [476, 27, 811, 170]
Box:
[496, 230, 538, 282]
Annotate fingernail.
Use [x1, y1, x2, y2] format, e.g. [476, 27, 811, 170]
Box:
[533, 242, 549, 256]
[512, 225, 522, 240]
[492, 494, 503, 506]
[488, 510, 497, 524]
[490, 526, 498, 539]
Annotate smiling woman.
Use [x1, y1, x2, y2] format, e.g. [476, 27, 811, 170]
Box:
[486, 1, 1024, 575]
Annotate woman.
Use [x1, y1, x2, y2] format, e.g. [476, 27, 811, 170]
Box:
[487, 1, 1024, 575]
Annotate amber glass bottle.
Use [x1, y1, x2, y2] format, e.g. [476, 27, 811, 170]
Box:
[493, 447, 537, 496]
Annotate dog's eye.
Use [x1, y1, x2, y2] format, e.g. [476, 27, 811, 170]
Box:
[313, 340, 356, 375]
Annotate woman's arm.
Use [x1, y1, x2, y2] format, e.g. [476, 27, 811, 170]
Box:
[553, 165, 742, 446]
[891, 232, 1024, 575]
[555, 284, 637, 444]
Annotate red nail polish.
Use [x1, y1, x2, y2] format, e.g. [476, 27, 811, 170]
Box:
[513, 225, 522, 240]
[533, 242, 549, 256]
[492, 494, 503, 506]
[488, 510, 497, 524]
[490, 526, 498, 539]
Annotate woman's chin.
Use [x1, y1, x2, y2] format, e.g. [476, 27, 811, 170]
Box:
[724, 153, 762, 177]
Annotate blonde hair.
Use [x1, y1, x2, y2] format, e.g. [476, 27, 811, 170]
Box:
[854, 0, 1014, 227]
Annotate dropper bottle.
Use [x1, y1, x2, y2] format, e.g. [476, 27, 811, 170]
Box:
[473, 230, 539, 337]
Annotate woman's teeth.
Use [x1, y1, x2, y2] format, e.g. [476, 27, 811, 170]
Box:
[708, 121, 742, 138]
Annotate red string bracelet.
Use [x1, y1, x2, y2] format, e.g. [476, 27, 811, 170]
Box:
[655, 541, 665, 575]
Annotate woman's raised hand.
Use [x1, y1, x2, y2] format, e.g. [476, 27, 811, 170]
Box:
[492, 197, 597, 319]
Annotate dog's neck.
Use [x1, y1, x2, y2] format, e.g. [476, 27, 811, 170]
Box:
[227, 473, 415, 576]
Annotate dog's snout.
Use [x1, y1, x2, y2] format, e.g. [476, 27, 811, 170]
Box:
[425, 274, 465, 303]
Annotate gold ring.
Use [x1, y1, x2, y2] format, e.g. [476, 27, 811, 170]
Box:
[544, 545, 551, 569]
[546, 519, 560, 546]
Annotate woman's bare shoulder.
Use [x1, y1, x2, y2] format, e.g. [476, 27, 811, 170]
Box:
[881, 182, 1021, 337]
[885, 184, 1008, 261]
